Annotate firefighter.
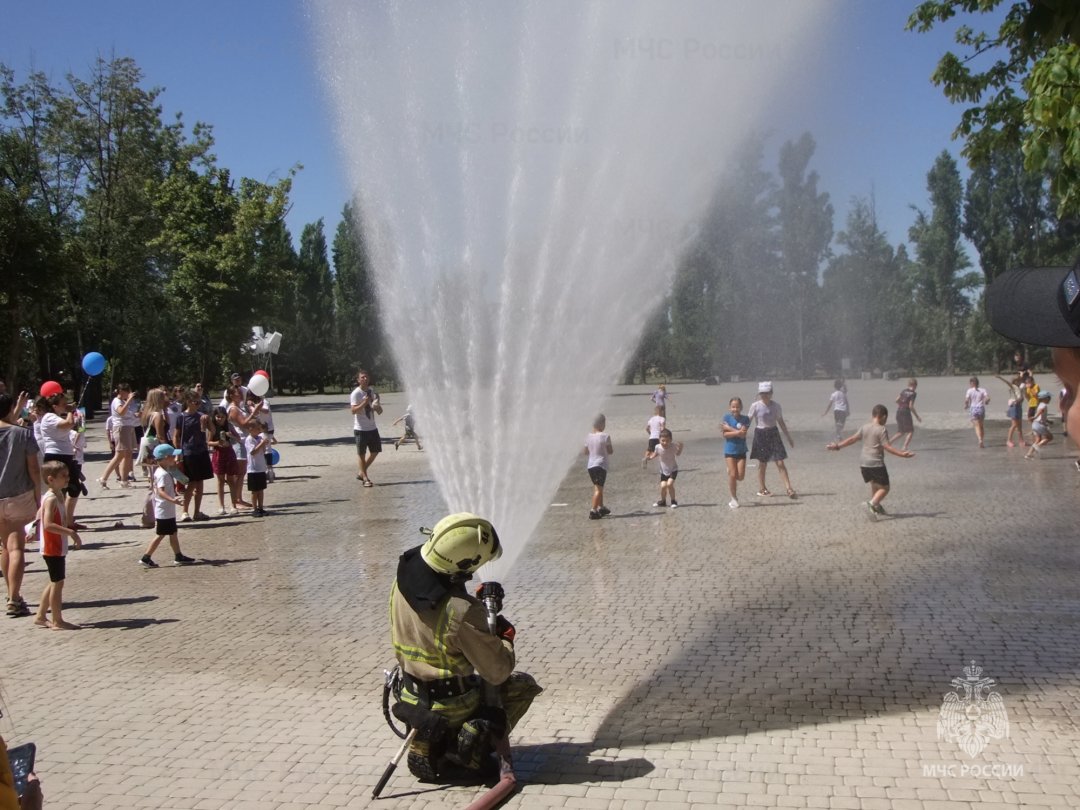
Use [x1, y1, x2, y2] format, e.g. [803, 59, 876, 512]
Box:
[389, 512, 542, 781]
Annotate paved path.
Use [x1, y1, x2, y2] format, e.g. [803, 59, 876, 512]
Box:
[4, 381, 1079, 809]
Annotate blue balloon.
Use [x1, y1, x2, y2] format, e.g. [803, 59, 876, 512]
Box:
[270, 448, 281, 466]
[82, 351, 106, 376]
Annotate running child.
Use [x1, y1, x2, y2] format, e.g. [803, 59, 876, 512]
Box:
[584, 414, 613, 520]
[645, 428, 683, 508]
[1026, 390, 1054, 459]
[826, 404, 915, 519]
[641, 405, 665, 468]
[721, 397, 750, 509]
[34, 460, 81, 630]
[392, 405, 423, 450]
[894, 378, 921, 450]
[822, 379, 850, 443]
[140, 444, 195, 568]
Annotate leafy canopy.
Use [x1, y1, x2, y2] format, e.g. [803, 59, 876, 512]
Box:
[908, 1, 1080, 213]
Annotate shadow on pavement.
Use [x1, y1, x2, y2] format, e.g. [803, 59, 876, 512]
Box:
[79, 617, 180, 630]
[514, 742, 655, 785]
[65, 595, 159, 609]
[190, 557, 260, 567]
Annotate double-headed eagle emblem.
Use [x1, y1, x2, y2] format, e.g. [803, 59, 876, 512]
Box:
[937, 661, 1009, 758]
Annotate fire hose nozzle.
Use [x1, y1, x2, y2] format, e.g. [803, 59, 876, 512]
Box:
[477, 581, 504, 613]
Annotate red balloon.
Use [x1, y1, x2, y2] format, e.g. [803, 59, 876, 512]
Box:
[40, 380, 63, 397]
[254, 369, 269, 378]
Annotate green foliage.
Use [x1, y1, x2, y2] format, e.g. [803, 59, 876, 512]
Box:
[775, 133, 834, 376]
[821, 198, 909, 374]
[0, 56, 329, 395]
[332, 202, 390, 384]
[908, 0, 1080, 215]
[907, 151, 980, 373]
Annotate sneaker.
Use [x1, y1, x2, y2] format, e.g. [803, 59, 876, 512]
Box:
[193, 512, 210, 521]
[140, 556, 159, 569]
[865, 501, 878, 521]
[179, 512, 191, 523]
[653, 500, 666, 508]
[173, 554, 195, 566]
[588, 510, 601, 520]
[253, 508, 268, 517]
[873, 503, 887, 516]
[640, 457, 648, 469]
[669, 501, 678, 509]
[217, 508, 229, 517]
[728, 498, 739, 509]
[598, 506, 611, 516]
[1075, 460, 1080, 472]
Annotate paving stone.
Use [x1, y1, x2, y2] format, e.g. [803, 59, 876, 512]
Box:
[3, 381, 1079, 809]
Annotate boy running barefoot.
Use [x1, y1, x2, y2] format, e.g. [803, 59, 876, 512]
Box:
[827, 404, 914, 519]
[34, 460, 81, 630]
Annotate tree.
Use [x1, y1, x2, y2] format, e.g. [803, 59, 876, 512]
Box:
[332, 202, 386, 382]
[821, 197, 907, 374]
[907, 151, 981, 373]
[669, 136, 777, 379]
[287, 219, 335, 392]
[908, 1, 1080, 213]
[774, 133, 833, 376]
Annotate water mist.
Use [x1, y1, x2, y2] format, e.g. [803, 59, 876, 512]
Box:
[312, 0, 821, 576]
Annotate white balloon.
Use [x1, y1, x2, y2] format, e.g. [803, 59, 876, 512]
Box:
[248, 375, 270, 396]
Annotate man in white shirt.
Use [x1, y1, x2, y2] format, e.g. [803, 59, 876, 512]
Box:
[350, 369, 383, 486]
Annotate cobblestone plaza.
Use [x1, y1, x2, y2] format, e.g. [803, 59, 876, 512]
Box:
[4, 378, 1079, 809]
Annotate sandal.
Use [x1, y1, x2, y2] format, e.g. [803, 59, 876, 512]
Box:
[757, 489, 772, 497]
[96, 477, 109, 489]
[363, 479, 374, 488]
[787, 489, 798, 499]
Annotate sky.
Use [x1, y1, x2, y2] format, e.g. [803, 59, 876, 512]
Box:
[1, 1, 989, 261]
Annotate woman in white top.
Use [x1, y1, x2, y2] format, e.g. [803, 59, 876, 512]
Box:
[98, 382, 138, 488]
[39, 392, 84, 527]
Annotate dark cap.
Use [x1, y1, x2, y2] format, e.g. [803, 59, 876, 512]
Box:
[986, 262, 1080, 348]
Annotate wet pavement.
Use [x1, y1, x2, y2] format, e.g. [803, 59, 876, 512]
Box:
[4, 379, 1079, 809]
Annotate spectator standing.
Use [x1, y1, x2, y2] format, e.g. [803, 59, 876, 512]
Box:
[173, 392, 212, 521]
[0, 392, 41, 618]
[350, 370, 383, 487]
[99, 383, 137, 487]
[33, 459, 81, 630]
[38, 393, 84, 528]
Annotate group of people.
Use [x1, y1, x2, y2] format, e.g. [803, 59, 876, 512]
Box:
[583, 359, 1075, 523]
[0, 372, 280, 630]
